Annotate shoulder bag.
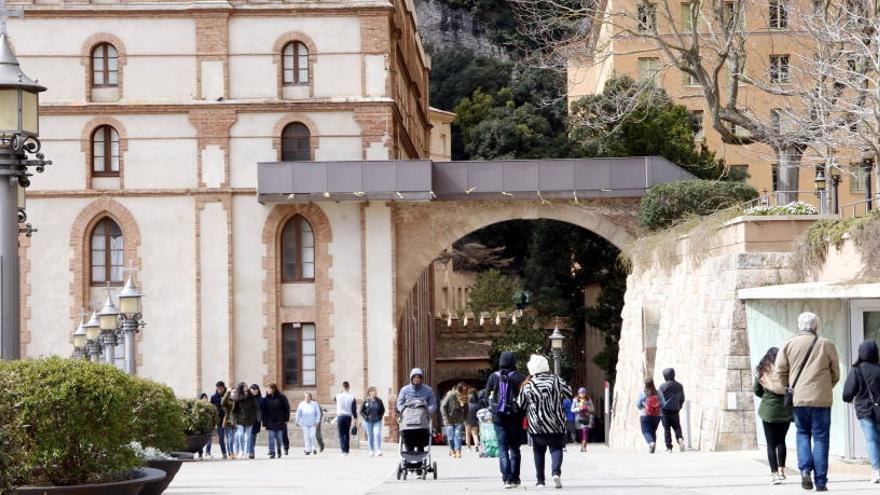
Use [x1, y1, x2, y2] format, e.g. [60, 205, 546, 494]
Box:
[856, 368, 880, 424]
[783, 335, 818, 409]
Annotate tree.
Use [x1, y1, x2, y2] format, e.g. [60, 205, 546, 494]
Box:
[429, 49, 512, 111]
[569, 76, 723, 179]
[467, 268, 521, 315]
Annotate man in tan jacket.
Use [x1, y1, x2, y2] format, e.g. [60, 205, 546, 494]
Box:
[775, 312, 840, 492]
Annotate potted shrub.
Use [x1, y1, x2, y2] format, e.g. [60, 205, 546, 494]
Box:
[0, 358, 165, 495]
[0, 372, 27, 494]
[180, 399, 216, 454]
[129, 379, 188, 495]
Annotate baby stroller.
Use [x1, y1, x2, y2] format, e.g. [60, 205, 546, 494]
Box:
[477, 408, 499, 458]
[396, 398, 438, 481]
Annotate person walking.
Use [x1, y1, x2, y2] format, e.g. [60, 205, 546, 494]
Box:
[485, 351, 526, 489]
[562, 396, 576, 445]
[396, 368, 437, 453]
[571, 388, 593, 452]
[296, 392, 322, 455]
[230, 382, 259, 460]
[198, 393, 212, 459]
[518, 354, 573, 490]
[843, 340, 880, 484]
[754, 347, 793, 485]
[441, 382, 468, 458]
[360, 386, 386, 457]
[658, 368, 686, 453]
[334, 381, 358, 456]
[210, 381, 229, 459]
[465, 389, 481, 453]
[248, 384, 263, 459]
[261, 383, 291, 459]
[221, 385, 237, 459]
[315, 403, 327, 453]
[636, 379, 663, 453]
[776, 312, 840, 492]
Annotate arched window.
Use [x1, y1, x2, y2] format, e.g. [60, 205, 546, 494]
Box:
[281, 215, 315, 282]
[281, 123, 311, 161]
[91, 43, 119, 87]
[91, 125, 120, 176]
[282, 42, 309, 85]
[90, 218, 124, 285]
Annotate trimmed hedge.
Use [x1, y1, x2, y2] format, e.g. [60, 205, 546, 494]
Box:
[130, 378, 186, 453]
[180, 399, 217, 436]
[637, 180, 758, 230]
[0, 371, 27, 494]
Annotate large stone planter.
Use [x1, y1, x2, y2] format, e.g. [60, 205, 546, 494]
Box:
[183, 434, 209, 454]
[15, 467, 165, 495]
[141, 457, 189, 495]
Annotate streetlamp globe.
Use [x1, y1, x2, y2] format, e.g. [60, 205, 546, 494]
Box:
[118, 276, 142, 316]
[0, 33, 45, 139]
[549, 325, 565, 350]
[83, 310, 101, 341]
[98, 294, 120, 331]
[72, 320, 87, 349]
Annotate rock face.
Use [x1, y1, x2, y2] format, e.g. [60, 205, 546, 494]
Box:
[414, 0, 510, 59]
[611, 232, 799, 451]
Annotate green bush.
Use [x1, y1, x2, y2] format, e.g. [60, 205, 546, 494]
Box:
[130, 378, 186, 453]
[637, 180, 758, 231]
[180, 399, 216, 436]
[0, 357, 142, 486]
[0, 372, 27, 494]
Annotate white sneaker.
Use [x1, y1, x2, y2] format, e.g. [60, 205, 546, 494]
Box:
[369, 451, 376, 457]
[377, 450, 383, 456]
[872, 470, 880, 483]
[553, 475, 562, 489]
[771, 473, 781, 485]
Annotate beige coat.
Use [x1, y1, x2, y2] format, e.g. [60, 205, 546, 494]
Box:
[775, 332, 840, 408]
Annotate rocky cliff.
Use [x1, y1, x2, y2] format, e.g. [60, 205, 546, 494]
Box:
[414, 0, 510, 60]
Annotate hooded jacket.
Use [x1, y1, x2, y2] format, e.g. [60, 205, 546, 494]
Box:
[843, 340, 880, 421]
[261, 391, 291, 430]
[658, 368, 685, 412]
[484, 351, 526, 422]
[776, 331, 840, 408]
[396, 368, 437, 413]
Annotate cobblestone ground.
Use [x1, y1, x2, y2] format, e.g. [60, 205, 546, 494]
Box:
[165, 444, 877, 494]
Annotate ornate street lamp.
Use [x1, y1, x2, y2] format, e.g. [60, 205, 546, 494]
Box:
[549, 323, 565, 376]
[83, 310, 101, 362]
[118, 275, 144, 374]
[0, 32, 51, 360]
[71, 319, 87, 359]
[815, 169, 828, 215]
[98, 291, 120, 365]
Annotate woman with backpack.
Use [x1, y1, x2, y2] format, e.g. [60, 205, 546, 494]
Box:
[754, 347, 793, 485]
[571, 388, 594, 452]
[636, 379, 663, 453]
[843, 340, 880, 484]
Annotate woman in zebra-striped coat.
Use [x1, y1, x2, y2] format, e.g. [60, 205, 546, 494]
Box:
[518, 354, 573, 489]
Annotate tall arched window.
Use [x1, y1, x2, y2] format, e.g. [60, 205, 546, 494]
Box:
[91, 43, 119, 87]
[90, 218, 124, 285]
[281, 215, 315, 282]
[281, 123, 311, 161]
[282, 42, 309, 85]
[91, 125, 120, 176]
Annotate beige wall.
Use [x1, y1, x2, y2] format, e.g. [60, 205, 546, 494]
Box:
[429, 107, 455, 162]
[432, 260, 478, 315]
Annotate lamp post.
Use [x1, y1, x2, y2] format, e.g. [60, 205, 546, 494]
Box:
[117, 275, 144, 375]
[98, 291, 120, 365]
[831, 173, 841, 215]
[815, 169, 828, 215]
[549, 323, 565, 376]
[71, 318, 87, 359]
[83, 310, 101, 362]
[0, 31, 50, 360]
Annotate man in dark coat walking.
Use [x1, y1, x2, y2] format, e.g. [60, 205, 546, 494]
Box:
[658, 368, 686, 453]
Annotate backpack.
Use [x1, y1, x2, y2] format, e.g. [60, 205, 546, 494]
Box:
[644, 394, 661, 417]
[489, 371, 520, 416]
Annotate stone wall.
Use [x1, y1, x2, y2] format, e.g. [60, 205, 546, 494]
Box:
[610, 218, 808, 451]
[413, 0, 510, 59]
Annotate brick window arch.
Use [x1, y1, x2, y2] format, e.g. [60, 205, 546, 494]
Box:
[281, 122, 312, 161]
[91, 125, 120, 176]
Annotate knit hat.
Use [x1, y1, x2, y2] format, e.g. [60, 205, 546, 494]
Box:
[527, 354, 550, 375]
[578, 387, 587, 395]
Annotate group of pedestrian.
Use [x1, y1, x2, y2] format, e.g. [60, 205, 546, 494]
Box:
[636, 368, 686, 454]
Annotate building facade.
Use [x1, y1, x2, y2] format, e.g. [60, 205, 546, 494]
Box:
[11, 0, 431, 405]
[568, 0, 875, 207]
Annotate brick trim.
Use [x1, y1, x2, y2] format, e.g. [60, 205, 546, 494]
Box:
[19, 236, 31, 357]
[272, 32, 317, 99]
[81, 33, 128, 102]
[271, 114, 320, 161]
[195, 13, 230, 100]
[80, 116, 129, 189]
[188, 108, 238, 188]
[353, 107, 391, 159]
[261, 204, 333, 402]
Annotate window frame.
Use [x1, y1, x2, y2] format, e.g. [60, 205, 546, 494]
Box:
[769, 54, 790, 83]
[281, 122, 312, 161]
[769, 0, 788, 29]
[91, 125, 120, 177]
[723, 1, 745, 30]
[637, 57, 661, 82]
[91, 43, 119, 88]
[851, 164, 868, 193]
[89, 217, 124, 287]
[692, 110, 704, 141]
[680, 2, 698, 31]
[282, 322, 317, 388]
[282, 42, 310, 86]
[637, 2, 657, 32]
[281, 215, 316, 283]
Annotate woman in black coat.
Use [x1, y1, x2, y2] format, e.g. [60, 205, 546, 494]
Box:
[466, 389, 481, 452]
[261, 383, 291, 459]
[360, 386, 386, 456]
[843, 340, 880, 483]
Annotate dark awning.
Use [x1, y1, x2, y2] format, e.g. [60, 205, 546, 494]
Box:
[257, 156, 695, 203]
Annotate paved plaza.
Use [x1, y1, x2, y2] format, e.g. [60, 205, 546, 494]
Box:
[165, 444, 877, 494]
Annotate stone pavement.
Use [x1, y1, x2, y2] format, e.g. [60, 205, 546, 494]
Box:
[165, 444, 877, 494]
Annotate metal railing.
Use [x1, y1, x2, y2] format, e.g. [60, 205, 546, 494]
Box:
[741, 191, 824, 209]
[839, 197, 876, 219]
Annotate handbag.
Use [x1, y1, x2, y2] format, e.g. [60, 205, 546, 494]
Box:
[856, 368, 880, 423]
[351, 425, 358, 436]
[783, 335, 818, 409]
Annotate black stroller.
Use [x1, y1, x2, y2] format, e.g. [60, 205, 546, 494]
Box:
[396, 398, 438, 480]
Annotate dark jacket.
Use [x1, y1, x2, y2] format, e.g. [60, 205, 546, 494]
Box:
[485, 352, 526, 423]
[231, 393, 259, 426]
[210, 390, 226, 427]
[261, 391, 291, 430]
[441, 389, 468, 425]
[843, 340, 880, 421]
[659, 368, 685, 412]
[466, 395, 481, 426]
[360, 397, 386, 423]
[753, 377, 792, 423]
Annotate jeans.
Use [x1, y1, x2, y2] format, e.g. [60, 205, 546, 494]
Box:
[494, 417, 523, 484]
[365, 420, 383, 452]
[249, 423, 259, 456]
[337, 415, 352, 453]
[225, 426, 236, 456]
[233, 424, 247, 456]
[215, 426, 227, 456]
[762, 421, 790, 472]
[859, 418, 880, 471]
[640, 415, 662, 445]
[302, 425, 318, 453]
[282, 424, 290, 452]
[661, 410, 684, 449]
[267, 429, 284, 456]
[793, 406, 831, 487]
[531, 433, 564, 484]
[446, 423, 464, 452]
